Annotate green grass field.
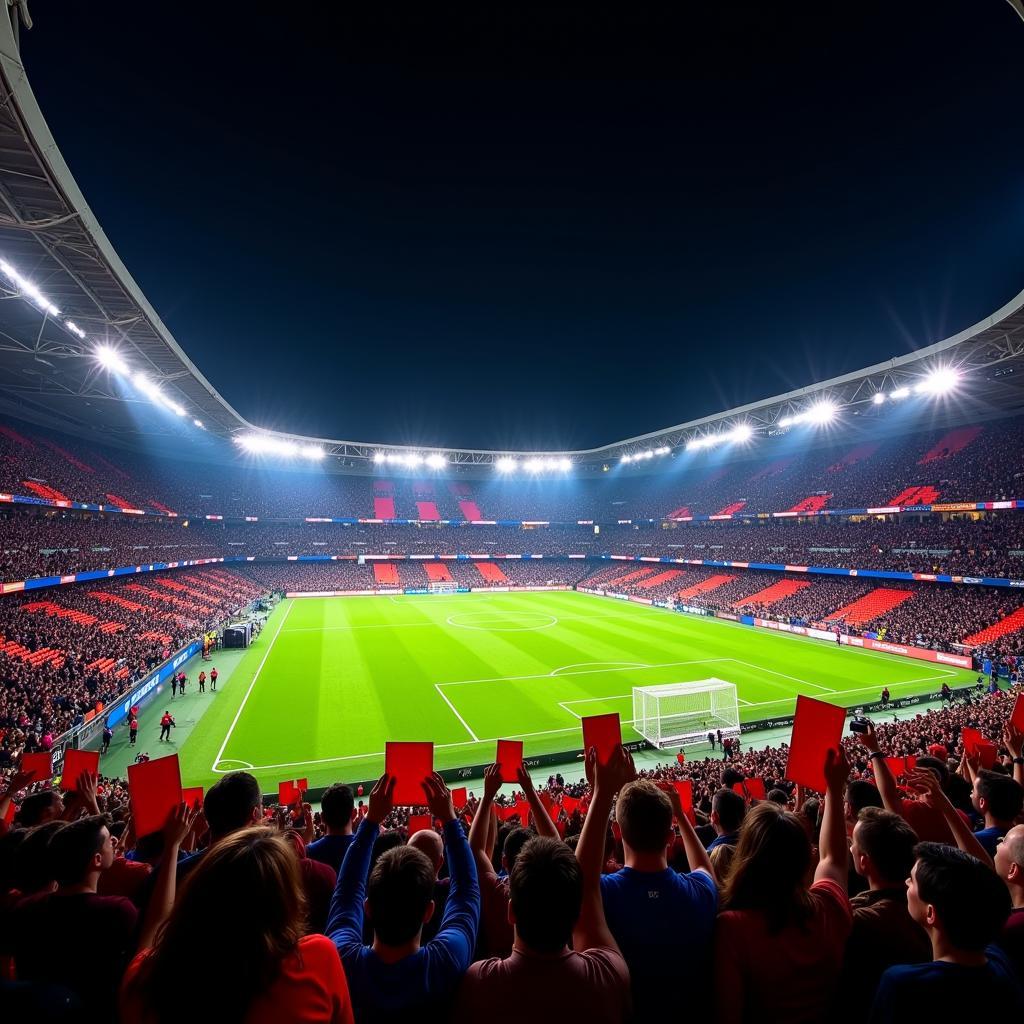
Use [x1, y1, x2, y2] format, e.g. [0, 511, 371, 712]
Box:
[171, 591, 976, 791]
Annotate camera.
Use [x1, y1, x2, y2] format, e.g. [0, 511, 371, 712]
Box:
[849, 716, 871, 734]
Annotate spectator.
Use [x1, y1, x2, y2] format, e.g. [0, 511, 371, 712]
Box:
[869, 843, 1023, 1020]
[840, 807, 930, 1010]
[307, 783, 357, 873]
[327, 772, 479, 1021]
[11, 815, 137, 1021]
[971, 769, 1024, 858]
[707, 786, 746, 851]
[995, 824, 1024, 976]
[714, 748, 852, 1022]
[122, 817, 353, 1023]
[600, 778, 717, 1018]
[455, 744, 633, 1024]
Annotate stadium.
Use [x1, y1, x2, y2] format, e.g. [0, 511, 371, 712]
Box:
[1, 4, 1023, 1022]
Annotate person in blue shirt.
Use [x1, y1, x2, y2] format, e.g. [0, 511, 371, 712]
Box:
[327, 771, 480, 1022]
[706, 787, 746, 852]
[870, 843, 1024, 1021]
[599, 774, 718, 1019]
[971, 769, 1024, 858]
[307, 782, 357, 873]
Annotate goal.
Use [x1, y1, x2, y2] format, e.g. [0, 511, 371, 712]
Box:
[428, 581, 459, 594]
[632, 679, 739, 748]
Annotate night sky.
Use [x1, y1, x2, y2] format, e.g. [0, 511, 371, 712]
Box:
[19, 2, 1024, 451]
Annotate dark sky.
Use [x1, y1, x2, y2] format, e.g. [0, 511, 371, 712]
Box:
[19, 2, 1024, 451]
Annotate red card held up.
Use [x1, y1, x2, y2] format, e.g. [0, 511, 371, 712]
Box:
[128, 754, 183, 839]
[60, 748, 100, 791]
[407, 814, 432, 836]
[962, 728, 997, 767]
[20, 751, 53, 784]
[385, 742, 435, 806]
[450, 787, 467, 809]
[278, 780, 299, 806]
[495, 739, 524, 783]
[672, 780, 696, 825]
[784, 695, 845, 792]
[296, 778, 308, 792]
[182, 787, 204, 811]
[581, 713, 621, 765]
[732, 778, 767, 802]
[1011, 693, 1024, 733]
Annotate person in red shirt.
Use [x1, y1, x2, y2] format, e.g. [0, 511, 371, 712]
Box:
[122, 823, 353, 1024]
[714, 747, 853, 1022]
[210, 666, 218, 690]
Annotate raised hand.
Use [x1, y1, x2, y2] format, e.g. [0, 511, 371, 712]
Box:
[162, 802, 197, 848]
[591, 743, 636, 798]
[367, 773, 396, 826]
[482, 762, 503, 800]
[515, 764, 535, 795]
[421, 771, 456, 824]
[1002, 722, 1023, 761]
[823, 746, 850, 793]
[859, 722, 881, 754]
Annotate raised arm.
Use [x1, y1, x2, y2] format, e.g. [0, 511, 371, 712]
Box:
[906, 768, 992, 866]
[517, 765, 560, 841]
[468, 763, 502, 884]
[0, 769, 32, 831]
[1003, 723, 1024, 789]
[664, 784, 715, 881]
[326, 774, 393, 950]
[574, 745, 633, 953]
[861, 724, 900, 814]
[137, 804, 194, 950]
[814, 746, 850, 888]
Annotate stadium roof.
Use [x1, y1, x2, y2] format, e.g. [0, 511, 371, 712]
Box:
[0, 6, 1023, 470]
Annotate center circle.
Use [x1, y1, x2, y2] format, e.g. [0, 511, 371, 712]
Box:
[446, 611, 558, 632]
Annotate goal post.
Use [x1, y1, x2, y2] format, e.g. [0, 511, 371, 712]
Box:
[632, 679, 740, 748]
[428, 581, 459, 594]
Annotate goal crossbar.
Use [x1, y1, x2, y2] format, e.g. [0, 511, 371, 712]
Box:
[632, 678, 739, 749]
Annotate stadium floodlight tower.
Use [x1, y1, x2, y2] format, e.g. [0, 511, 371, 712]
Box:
[633, 679, 739, 749]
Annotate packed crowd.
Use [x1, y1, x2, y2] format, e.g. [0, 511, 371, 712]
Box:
[0, 689, 1022, 1021]
[0, 569, 263, 759]
[5, 410, 1024, 524]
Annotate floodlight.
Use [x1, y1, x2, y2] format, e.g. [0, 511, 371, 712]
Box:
[916, 367, 959, 396]
[193, 419, 204, 429]
[655, 446, 670, 455]
[557, 457, 572, 471]
[523, 458, 543, 472]
[168, 402, 187, 417]
[778, 415, 795, 428]
[807, 400, 837, 425]
[64, 320, 86, 339]
[301, 445, 325, 460]
[96, 345, 130, 374]
[373, 452, 386, 464]
[620, 454, 632, 464]
[425, 453, 447, 468]
[0, 258, 60, 316]
[730, 423, 753, 443]
[891, 386, 910, 399]
[495, 456, 518, 472]
[872, 392, 886, 405]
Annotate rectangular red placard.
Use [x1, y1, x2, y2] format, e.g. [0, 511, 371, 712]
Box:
[407, 814, 432, 836]
[60, 749, 100, 791]
[581, 713, 621, 765]
[732, 777, 767, 802]
[1011, 693, 1024, 733]
[19, 752, 53, 785]
[785, 695, 845, 792]
[450, 787, 467, 809]
[672, 780, 696, 825]
[296, 778, 308, 792]
[128, 754, 183, 839]
[278, 780, 299, 806]
[495, 739, 523, 782]
[385, 742, 435, 806]
[182, 787, 204, 811]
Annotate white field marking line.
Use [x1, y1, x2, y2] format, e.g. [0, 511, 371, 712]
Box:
[726, 659, 837, 695]
[280, 609, 627, 634]
[446, 612, 559, 632]
[212, 600, 296, 772]
[567, 591, 969, 674]
[434, 683, 480, 742]
[435, 658, 725, 688]
[550, 661, 649, 675]
[216, 720, 645, 774]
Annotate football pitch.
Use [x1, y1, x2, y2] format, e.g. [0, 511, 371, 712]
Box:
[177, 591, 976, 790]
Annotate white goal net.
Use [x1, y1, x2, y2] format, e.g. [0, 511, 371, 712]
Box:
[428, 581, 459, 594]
[632, 679, 740, 748]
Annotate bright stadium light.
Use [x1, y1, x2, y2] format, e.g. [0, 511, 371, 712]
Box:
[301, 445, 325, 460]
[655, 446, 671, 455]
[373, 452, 386, 464]
[730, 423, 753, 443]
[0, 257, 60, 316]
[916, 367, 960, 396]
[495, 456, 518, 472]
[234, 434, 300, 457]
[425, 453, 447, 469]
[95, 345, 130, 374]
[891, 386, 910, 400]
[64, 320, 86, 339]
[557, 457, 572, 471]
[193, 419, 204, 429]
[620, 454, 632, 464]
[807, 400, 837, 424]
[872, 392, 886, 405]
